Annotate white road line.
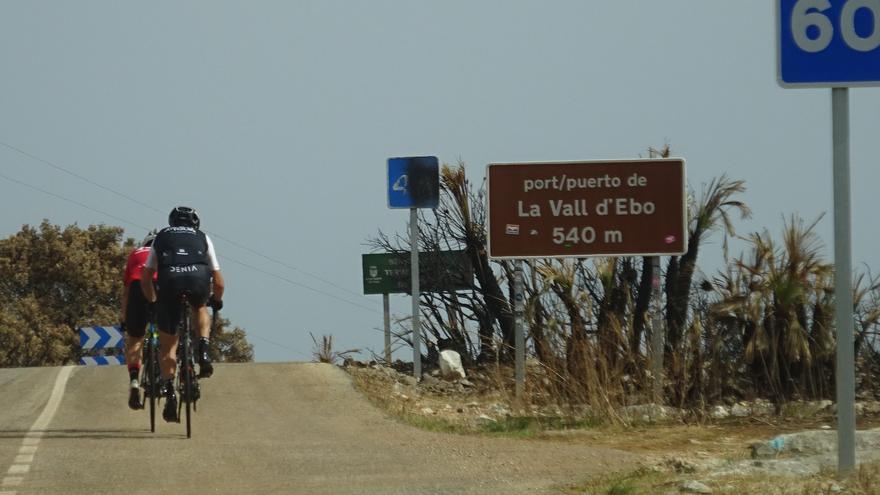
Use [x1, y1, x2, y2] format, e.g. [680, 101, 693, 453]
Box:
[1, 366, 74, 494]
[29, 366, 74, 433]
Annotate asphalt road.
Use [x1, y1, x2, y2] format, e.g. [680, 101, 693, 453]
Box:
[0, 363, 637, 494]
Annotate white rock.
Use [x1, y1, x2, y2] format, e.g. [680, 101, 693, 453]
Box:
[751, 399, 775, 416]
[438, 350, 466, 380]
[679, 479, 713, 494]
[420, 407, 435, 415]
[730, 403, 751, 417]
[710, 405, 730, 420]
[476, 414, 496, 426]
[490, 403, 511, 416]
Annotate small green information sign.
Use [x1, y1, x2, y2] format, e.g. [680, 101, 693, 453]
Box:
[362, 250, 473, 295]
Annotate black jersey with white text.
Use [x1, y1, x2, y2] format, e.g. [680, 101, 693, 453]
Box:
[152, 226, 210, 269]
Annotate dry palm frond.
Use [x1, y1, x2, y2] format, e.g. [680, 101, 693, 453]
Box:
[309, 332, 360, 365]
[691, 175, 752, 238]
[537, 261, 576, 292]
[784, 317, 812, 366]
[745, 320, 770, 364]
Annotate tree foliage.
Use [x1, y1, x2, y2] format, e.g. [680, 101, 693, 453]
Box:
[210, 315, 255, 363]
[0, 220, 254, 367]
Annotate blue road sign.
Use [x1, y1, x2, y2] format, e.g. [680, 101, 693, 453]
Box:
[777, 0, 880, 87]
[79, 355, 125, 366]
[78, 325, 124, 350]
[387, 156, 440, 209]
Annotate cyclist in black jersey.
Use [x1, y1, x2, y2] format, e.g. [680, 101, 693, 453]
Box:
[141, 206, 225, 422]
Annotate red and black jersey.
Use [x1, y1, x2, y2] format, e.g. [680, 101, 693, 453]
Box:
[123, 247, 156, 286]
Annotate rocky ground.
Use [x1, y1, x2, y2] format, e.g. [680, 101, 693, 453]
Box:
[344, 360, 880, 494]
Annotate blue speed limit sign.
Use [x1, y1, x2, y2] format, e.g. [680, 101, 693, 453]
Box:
[777, 0, 880, 86]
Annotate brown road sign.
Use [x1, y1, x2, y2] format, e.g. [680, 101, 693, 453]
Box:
[487, 159, 687, 259]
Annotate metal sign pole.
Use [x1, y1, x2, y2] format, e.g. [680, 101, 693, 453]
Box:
[410, 207, 421, 379]
[383, 293, 391, 364]
[650, 256, 663, 403]
[832, 87, 855, 473]
[514, 259, 525, 401]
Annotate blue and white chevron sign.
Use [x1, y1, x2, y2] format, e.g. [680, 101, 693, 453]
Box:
[78, 325, 124, 350]
[79, 355, 126, 366]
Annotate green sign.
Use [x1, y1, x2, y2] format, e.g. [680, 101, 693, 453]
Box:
[362, 250, 473, 295]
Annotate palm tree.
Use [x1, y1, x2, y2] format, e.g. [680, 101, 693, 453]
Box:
[665, 175, 750, 402]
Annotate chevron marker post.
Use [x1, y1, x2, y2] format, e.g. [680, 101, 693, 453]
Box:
[78, 325, 125, 365]
[78, 326, 124, 350]
[79, 355, 126, 366]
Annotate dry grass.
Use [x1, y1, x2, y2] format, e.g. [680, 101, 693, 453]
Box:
[562, 462, 880, 495]
[347, 363, 880, 494]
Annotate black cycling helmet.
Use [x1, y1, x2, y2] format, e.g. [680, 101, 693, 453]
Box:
[168, 206, 200, 229]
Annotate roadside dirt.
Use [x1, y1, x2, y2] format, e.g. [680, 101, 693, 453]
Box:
[345, 362, 880, 494]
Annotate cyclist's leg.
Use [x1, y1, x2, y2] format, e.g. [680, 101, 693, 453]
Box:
[158, 331, 179, 379]
[180, 268, 213, 377]
[156, 277, 183, 422]
[196, 305, 210, 339]
[124, 281, 148, 409]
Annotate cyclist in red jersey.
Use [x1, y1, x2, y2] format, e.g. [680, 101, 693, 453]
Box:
[121, 231, 158, 410]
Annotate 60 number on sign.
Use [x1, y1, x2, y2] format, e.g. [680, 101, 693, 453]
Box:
[791, 0, 879, 52]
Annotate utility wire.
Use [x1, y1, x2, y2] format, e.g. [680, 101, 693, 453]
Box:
[0, 141, 163, 214]
[0, 171, 378, 314]
[0, 138, 370, 301]
[246, 334, 313, 360]
[219, 256, 376, 312]
[0, 172, 153, 231]
[203, 229, 367, 300]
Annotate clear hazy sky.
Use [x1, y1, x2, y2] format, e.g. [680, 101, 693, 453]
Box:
[2, 1, 878, 362]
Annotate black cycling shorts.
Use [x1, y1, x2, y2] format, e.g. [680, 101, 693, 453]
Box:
[124, 280, 149, 339]
[156, 265, 211, 335]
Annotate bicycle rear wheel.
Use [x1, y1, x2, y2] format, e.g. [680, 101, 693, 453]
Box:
[181, 301, 193, 439]
[146, 337, 159, 433]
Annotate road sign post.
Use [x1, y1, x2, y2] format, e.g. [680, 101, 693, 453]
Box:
[650, 256, 664, 403]
[514, 260, 525, 402]
[383, 294, 391, 364]
[777, 0, 879, 473]
[410, 209, 421, 378]
[387, 156, 440, 380]
[363, 250, 472, 366]
[832, 87, 855, 472]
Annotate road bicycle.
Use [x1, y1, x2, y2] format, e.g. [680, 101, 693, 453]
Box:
[172, 294, 219, 438]
[140, 319, 161, 433]
[175, 292, 199, 439]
